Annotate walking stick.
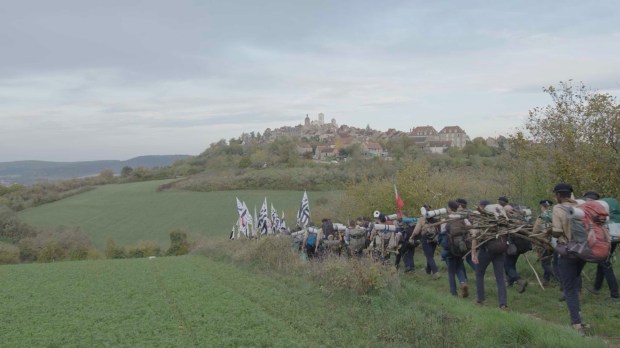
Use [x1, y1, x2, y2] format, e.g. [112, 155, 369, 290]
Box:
[524, 252, 544, 290]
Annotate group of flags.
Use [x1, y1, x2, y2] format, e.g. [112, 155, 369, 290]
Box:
[230, 197, 289, 240]
[230, 191, 313, 240]
[230, 182, 405, 239]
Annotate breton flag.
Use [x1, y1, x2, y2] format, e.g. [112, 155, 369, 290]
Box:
[236, 198, 249, 236]
[229, 225, 236, 240]
[258, 197, 271, 235]
[394, 180, 404, 217]
[280, 211, 287, 230]
[271, 203, 281, 233]
[296, 191, 310, 227]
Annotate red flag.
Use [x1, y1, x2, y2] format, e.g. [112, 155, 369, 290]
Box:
[394, 182, 404, 216]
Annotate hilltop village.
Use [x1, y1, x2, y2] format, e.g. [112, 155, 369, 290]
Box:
[238, 113, 505, 161]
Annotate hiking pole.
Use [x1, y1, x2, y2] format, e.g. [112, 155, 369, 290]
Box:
[524, 252, 544, 290]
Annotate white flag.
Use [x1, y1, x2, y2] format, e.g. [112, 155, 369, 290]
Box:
[229, 225, 235, 240]
[280, 211, 287, 229]
[236, 197, 249, 236]
[271, 203, 281, 233]
[296, 191, 310, 228]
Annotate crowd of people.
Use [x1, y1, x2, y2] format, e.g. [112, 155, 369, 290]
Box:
[294, 183, 619, 335]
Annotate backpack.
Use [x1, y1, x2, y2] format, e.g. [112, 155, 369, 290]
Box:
[560, 201, 611, 262]
[486, 234, 509, 255]
[348, 228, 367, 253]
[446, 219, 470, 257]
[508, 235, 532, 255]
[306, 232, 318, 249]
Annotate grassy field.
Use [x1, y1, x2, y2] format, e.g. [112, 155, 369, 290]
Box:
[18, 180, 342, 249]
[0, 253, 609, 347]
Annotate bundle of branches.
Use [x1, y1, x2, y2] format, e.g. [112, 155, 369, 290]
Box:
[466, 209, 552, 251]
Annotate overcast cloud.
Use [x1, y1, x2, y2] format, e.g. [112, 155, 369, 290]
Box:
[1, 0, 619, 161]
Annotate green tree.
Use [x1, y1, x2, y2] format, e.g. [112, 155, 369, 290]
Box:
[514, 80, 620, 198]
[121, 166, 133, 178]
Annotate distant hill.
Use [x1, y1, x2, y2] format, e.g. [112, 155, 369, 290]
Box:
[0, 155, 191, 185]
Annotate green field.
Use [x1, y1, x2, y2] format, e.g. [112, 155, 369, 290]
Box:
[18, 180, 341, 249]
[0, 254, 609, 347]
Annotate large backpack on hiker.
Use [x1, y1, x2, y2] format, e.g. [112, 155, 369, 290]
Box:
[558, 201, 611, 263]
[445, 219, 470, 257]
[507, 235, 532, 256]
[305, 228, 320, 250]
[348, 228, 367, 253]
[601, 198, 620, 242]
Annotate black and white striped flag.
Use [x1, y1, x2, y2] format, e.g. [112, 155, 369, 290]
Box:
[258, 197, 271, 235]
[271, 203, 281, 233]
[296, 191, 310, 228]
[229, 225, 235, 240]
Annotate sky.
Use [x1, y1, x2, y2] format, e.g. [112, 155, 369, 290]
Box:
[1, 0, 619, 161]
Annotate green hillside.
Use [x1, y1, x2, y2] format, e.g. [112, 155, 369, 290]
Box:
[18, 180, 341, 249]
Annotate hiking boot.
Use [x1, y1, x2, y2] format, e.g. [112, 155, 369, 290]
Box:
[586, 287, 600, 295]
[425, 266, 431, 275]
[572, 323, 590, 336]
[517, 279, 528, 293]
[431, 272, 441, 280]
[559, 295, 566, 302]
[460, 283, 469, 298]
[499, 305, 508, 311]
[475, 301, 484, 306]
[610, 296, 619, 303]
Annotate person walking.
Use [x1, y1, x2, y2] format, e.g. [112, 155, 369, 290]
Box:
[441, 201, 469, 298]
[552, 183, 589, 334]
[584, 192, 619, 302]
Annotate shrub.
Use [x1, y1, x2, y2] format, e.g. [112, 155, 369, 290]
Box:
[105, 239, 127, 259]
[166, 230, 190, 256]
[199, 237, 399, 295]
[0, 242, 20, 264]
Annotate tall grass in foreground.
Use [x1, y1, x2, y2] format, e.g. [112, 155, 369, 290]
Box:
[199, 237, 609, 347]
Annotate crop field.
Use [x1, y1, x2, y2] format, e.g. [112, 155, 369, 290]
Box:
[0, 254, 608, 347]
[18, 180, 342, 249]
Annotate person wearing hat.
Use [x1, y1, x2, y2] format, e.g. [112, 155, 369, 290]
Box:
[551, 183, 589, 334]
[441, 201, 469, 298]
[498, 196, 514, 215]
[583, 192, 619, 302]
[533, 199, 559, 286]
[412, 204, 440, 279]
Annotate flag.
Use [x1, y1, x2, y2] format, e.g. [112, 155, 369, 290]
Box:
[236, 197, 249, 236]
[296, 191, 310, 227]
[229, 224, 235, 240]
[280, 211, 287, 230]
[271, 203, 281, 232]
[258, 197, 271, 235]
[394, 180, 404, 217]
[253, 205, 258, 237]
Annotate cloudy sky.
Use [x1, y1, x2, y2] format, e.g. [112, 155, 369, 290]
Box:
[1, 0, 619, 161]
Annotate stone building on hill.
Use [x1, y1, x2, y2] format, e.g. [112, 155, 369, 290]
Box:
[409, 125, 470, 151]
[438, 126, 469, 149]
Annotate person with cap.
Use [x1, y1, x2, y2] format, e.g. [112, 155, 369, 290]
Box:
[441, 201, 469, 298]
[412, 204, 440, 279]
[498, 196, 514, 215]
[551, 183, 589, 334]
[533, 199, 559, 286]
[583, 192, 619, 302]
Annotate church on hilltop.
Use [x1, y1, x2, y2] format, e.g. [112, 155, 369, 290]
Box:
[304, 113, 337, 128]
